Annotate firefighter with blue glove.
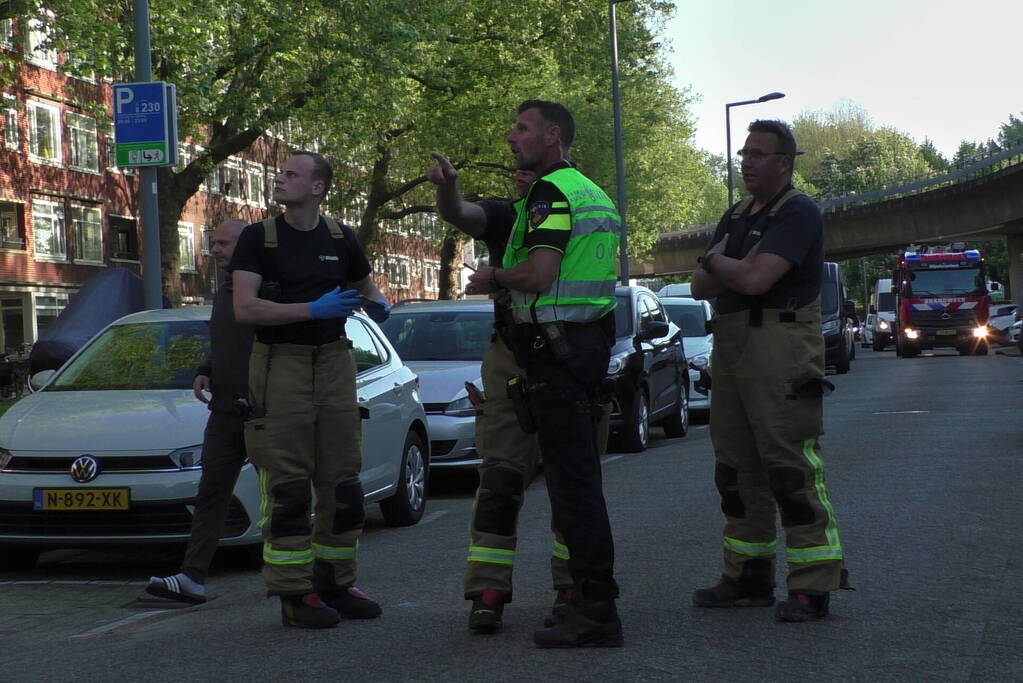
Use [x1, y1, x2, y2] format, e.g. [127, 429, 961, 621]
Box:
[230, 151, 389, 629]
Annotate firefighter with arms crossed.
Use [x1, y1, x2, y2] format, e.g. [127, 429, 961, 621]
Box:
[691, 120, 848, 622]
[467, 100, 622, 647]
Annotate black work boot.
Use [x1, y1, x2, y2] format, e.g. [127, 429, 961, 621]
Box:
[468, 587, 505, 634]
[775, 591, 829, 622]
[543, 587, 573, 628]
[692, 559, 775, 608]
[323, 585, 382, 619]
[280, 593, 340, 629]
[533, 581, 623, 648]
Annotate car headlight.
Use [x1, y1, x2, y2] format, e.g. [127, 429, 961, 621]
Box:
[168, 445, 203, 469]
[973, 326, 988, 338]
[444, 395, 476, 418]
[904, 328, 919, 340]
[822, 319, 839, 334]
[0, 446, 12, 469]
[689, 353, 710, 370]
[607, 352, 629, 376]
[878, 320, 890, 331]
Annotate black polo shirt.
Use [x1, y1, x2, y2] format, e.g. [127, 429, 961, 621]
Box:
[707, 186, 823, 314]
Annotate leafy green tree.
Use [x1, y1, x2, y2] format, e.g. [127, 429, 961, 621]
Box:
[812, 128, 933, 198]
[998, 113, 1023, 147]
[918, 138, 951, 173]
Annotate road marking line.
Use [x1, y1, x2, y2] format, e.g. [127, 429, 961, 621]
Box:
[420, 510, 450, 524]
[71, 610, 173, 638]
[872, 410, 931, 415]
[602, 455, 623, 464]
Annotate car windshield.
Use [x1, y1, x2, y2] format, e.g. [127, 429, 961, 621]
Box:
[821, 280, 840, 316]
[378, 310, 494, 361]
[877, 292, 895, 312]
[907, 267, 984, 296]
[663, 304, 706, 337]
[47, 320, 210, 391]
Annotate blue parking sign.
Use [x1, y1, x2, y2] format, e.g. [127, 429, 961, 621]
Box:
[113, 81, 178, 167]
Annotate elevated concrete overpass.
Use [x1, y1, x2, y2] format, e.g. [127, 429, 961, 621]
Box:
[650, 142, 1023, 297]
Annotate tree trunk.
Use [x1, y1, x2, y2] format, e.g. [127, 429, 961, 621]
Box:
[438, 232, 460, 300]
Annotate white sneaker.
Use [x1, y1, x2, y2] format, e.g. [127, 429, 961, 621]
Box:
[146, 573, 207, 604]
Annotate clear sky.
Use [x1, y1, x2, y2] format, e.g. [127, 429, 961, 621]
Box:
[659, 0, 1020, 161]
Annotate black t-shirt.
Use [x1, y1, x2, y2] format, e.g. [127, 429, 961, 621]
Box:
[228, 215, 372, 345]
[707, 187, 823, 314]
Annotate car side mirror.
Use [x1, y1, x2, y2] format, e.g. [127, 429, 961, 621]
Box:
[636, 319, 669, 342]
[29, 369, 55, 392]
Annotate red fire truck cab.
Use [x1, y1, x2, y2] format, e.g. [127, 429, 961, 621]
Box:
[892, 244, 990, 357]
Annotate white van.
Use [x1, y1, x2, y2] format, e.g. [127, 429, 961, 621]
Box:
[863, 278, 896, 351]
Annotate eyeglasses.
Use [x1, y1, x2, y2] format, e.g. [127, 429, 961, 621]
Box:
[736, 149, 790, 162]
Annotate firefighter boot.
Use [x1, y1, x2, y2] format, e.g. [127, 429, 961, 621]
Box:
[543, 587, 573, 628]
[533, 581, 623, 648]
[775, 590, 830, 622]
[692, 559, 775, 608]
[280, 593, 340, 629]
[313, 560, 382, 619]
[468, 587, 505, 634]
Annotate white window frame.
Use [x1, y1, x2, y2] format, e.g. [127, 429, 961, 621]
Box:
[0, 200, 25, 250]
[31, 198, 66, 260]
[178, 222, 196, 272]
[387, 255, 411, 289]
[26, 12, 58, 70]
[1, 18, 14, 50]
[246, 161, 265, 205]
[70, 205, 103, 264]
[27, 100, 61, 165]
[222, 157, 244, 202]
[2, 94, 18, 150]
[66, 112, 99, 173]
[424, 259, 440, 293]
[34, 292, 70, 338]
[200, 226, 212, 255]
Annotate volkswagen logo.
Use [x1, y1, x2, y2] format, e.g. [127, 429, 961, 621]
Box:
[70, 455, 99, 483]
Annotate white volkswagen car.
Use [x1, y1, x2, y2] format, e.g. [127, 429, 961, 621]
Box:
[659, 296, 713, 422]
[0, 307, 429, 569]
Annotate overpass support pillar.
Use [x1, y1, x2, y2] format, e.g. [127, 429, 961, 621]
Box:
[1007, 233, 1023, 302]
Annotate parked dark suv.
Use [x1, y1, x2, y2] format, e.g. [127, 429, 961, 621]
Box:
[606, 285, 690, 452]
[822, 262, 857, 374]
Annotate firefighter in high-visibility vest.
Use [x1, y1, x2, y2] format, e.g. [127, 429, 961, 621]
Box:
[427, 157, 576, 634]
[691, 120, 849, 622]
[467, 100, 622, 648]
[231, 151, 390, 629]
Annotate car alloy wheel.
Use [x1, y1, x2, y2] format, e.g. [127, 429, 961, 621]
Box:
[380, 431, 428, 527]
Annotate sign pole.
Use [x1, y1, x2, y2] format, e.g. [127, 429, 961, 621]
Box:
[133, 0, 162, 310]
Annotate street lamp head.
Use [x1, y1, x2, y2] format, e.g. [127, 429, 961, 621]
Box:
[757, 92, 785, 102]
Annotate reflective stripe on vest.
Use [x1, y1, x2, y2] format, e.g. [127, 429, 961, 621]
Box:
[467, 545, 516, 565]
[312, 541, 358, 561]
[503, 167, 619, 325]
[263, 543, 314, 566]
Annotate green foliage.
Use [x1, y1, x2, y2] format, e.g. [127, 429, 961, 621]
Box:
[998, 113, 1023, 148]
[812, 128, 934, 198]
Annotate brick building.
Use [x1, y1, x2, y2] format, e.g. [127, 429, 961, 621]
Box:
[0, 16, 459, 357]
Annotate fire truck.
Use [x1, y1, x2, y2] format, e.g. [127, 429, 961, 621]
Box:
[892, 244, 990, 357]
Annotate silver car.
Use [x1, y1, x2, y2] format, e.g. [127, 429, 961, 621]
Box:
[0, 307, 430, 569]
[659, 296, 713, 422]
[378, 300, 495, 469]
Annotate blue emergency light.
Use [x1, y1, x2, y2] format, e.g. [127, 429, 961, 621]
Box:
[904, 252, 921, 262]
[964, 250, 981, 261]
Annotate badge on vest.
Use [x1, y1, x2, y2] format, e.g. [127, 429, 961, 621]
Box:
[319, 254, 339, 262]
[529, 201, 550, 229]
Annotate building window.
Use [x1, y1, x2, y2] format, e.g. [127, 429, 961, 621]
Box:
[67, 112, 99, 173]
[109, 215, 138, 260]
[35, 293, 69, 337]
[0, 201, 25, 249]
[71, 205, 102, 263]
[31, 199, 66, 259]
[105, 134, 134, 175]
[200, 226, 212, 254]
[221, 158, 244, 201]
[2, 94, 18, 150]
[246, 162, 265, 204]
[178, 223, 196, 272]
[26, 13, 58, 69]
[28, 100, 61, 164]
[1, 296, 26, 356]
[1, 19, 14, 50]
[424, 260, 440, 293]
[386, 256, 410, 289]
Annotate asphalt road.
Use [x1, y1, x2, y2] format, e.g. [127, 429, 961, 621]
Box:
[2, 345, 1022, 682]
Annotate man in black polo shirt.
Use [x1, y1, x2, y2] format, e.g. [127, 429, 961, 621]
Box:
[230, 151, 390, 629]
[691, 120, 846, 622]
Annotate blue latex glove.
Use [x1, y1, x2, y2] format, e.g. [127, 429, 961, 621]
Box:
[361, 297, 391, 323]
[309, 287, 362, 319]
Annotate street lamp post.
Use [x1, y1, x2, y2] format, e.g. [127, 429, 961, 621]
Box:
[609, 0, 630, 284]
[725, 91, 785, 206]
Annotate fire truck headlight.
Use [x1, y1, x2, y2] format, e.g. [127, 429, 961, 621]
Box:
[973, 326, 988, 339]
[904, 328, 920, 340]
